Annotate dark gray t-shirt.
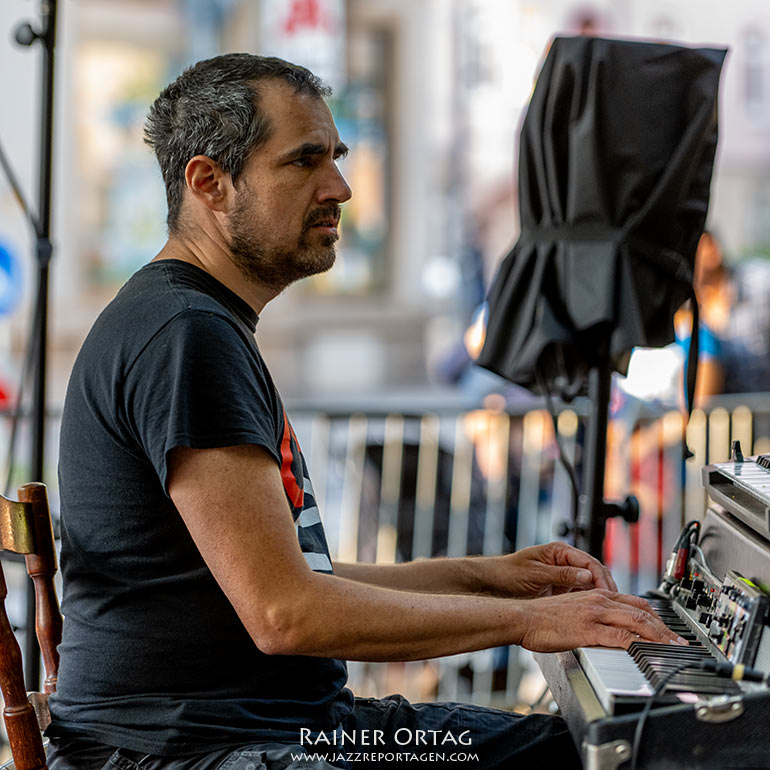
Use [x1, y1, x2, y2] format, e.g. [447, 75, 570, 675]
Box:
[47, 259, 353, 755]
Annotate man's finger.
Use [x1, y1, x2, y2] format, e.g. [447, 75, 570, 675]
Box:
[606, 592, 651, 609]
[598, 564, 618, 592]
[551, 565, 595, 587]
[597, 591, 686, 641]
[560, 545, 618, 591]
[598, 603, 688, 647]
[608, 592, 664, 618]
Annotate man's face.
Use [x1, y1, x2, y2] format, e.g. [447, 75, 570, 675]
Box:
[227, 80, 352, 291]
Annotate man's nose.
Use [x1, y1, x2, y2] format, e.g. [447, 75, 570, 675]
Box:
[318, 163, 352, 204]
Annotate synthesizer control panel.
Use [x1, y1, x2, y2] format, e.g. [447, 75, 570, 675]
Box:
[671, 567, 769, 667]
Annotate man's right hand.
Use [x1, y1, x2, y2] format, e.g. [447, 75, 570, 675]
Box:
[517, 589, 688, 652]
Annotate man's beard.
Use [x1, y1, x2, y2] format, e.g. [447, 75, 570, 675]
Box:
[228, 195, 340, 292]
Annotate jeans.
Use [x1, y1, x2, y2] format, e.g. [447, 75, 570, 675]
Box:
[47, 695, 581, 769]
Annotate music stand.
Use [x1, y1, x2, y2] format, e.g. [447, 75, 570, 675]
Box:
[476, 36, 726, 558]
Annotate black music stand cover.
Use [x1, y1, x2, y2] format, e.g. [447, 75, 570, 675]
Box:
[476, 36, 726, 400]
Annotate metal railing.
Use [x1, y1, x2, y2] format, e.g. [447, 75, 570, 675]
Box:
[288, 392, 770, 708]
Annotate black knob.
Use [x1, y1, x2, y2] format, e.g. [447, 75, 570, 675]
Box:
[696, 593, 712, 607]
[621, 495, 640, 524]
[14, 22, 38, 46]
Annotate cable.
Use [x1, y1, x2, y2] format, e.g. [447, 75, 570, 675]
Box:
[630, 660, 699, 770]
[661, 520, 702, 590]
[690, 544, 709, 572]
[0, 137, 40, 236]
[676, 520, 700, 550]
[534, 365, 581, 540]
[631, 659, 770, 770]
[698, 659, 770, 685]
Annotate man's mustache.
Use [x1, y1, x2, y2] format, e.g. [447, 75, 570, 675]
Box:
[303, 205, 342, 229]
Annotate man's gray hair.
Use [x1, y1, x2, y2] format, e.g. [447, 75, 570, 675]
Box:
[144, 53, 331, 233]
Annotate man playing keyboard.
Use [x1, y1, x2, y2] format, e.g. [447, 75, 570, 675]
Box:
[46, 53, 686, 770]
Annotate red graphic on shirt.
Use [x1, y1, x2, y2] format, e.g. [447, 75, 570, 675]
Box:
[280, 409, 304, 509]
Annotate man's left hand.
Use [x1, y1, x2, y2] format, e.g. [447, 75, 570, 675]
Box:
[476, 542, 617, 598]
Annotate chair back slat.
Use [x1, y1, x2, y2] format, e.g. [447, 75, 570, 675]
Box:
[0, 483, 60, 769]
[18, 485, 61, 695]
[0, 564, 48, 770]
[26, 694, 50, 733]
[0, 501, 35, 555]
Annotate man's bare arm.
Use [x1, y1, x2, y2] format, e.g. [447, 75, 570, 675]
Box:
[333, 541, 617, 597]
[167, 444, 685, 661]
[331, 559, 482, 595]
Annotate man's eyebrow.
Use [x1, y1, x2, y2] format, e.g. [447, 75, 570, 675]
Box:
[278, 142, 350, 162]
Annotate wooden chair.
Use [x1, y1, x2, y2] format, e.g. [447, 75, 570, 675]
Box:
[0, 483, 61, 770]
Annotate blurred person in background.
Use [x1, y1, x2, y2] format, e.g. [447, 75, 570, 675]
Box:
[672, 228, 770, 400]
[675, 229, 732, 404]
[45, 53, 685, 770]
[689, 229, 770, 396]
[722, 254, 770, 395]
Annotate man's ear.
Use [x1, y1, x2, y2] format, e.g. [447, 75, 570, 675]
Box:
[184, 155, 234, 214]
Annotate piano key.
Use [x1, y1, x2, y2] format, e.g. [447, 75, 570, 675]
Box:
[576, 644, 740, 712]
[572, 589, 747, 713]
[576, 647, 654, 712]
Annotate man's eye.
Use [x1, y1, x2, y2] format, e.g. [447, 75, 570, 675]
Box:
[292, 157, 315, 167]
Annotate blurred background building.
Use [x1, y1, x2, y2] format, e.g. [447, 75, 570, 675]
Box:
[1, 0, 770, 713]
[0, 0, 769, 442]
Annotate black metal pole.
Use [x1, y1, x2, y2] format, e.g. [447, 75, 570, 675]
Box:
[31, 2, 56, 485]
[577, 360, 612, 559]
[19, 0, 57, 691]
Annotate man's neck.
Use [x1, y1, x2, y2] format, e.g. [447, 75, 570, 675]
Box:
[153, 237, 278, 316]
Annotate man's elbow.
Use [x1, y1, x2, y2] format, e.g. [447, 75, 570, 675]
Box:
[253, 597, 319, 656]
[255, 633, 295, 656]
[255, 624, 303, 656]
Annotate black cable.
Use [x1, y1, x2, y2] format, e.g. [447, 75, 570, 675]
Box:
[676, 520, 700, 550]
[535, 365, 581, 539]
[698, 659, 770, 685]
[631, 658, 770, 770]
[0, 137, 41, 236]
[630, 660, 697, 770]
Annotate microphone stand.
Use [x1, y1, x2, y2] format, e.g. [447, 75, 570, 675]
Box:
[577, 356, 640, 559]
[12, 0, 58, 691]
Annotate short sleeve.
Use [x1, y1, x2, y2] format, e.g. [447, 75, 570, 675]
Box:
[124, 310, 281, 492]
